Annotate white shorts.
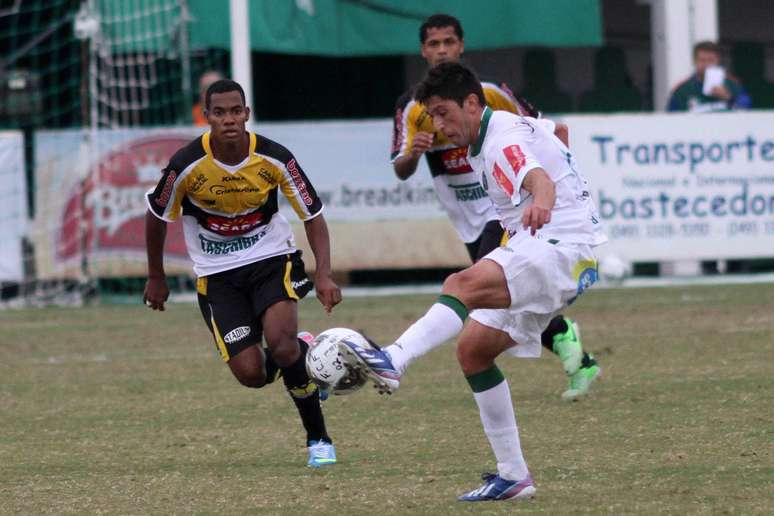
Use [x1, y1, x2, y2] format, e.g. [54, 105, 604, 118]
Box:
[469, 234, 598, 358]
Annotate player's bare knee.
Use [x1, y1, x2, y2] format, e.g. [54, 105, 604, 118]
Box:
[442, 270, 474, 300]
[233, 367, 267, 389]
[228, 350, 269, 388]
[268, 337, 301, 367]
[264, 323, 301, 367]
[456, 340, 484, 376]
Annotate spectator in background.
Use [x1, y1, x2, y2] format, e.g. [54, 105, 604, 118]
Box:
[191, 70, 224, 125]
[732, 42, 774, 109]
[667, 41, 751, 112]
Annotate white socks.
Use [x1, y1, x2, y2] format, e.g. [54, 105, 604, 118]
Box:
[472, 375, 529, 481]
[384, 301, 465, 374]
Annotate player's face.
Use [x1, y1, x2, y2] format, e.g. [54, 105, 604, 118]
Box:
[206, 91, 250, 142]
[424, 95, 473, 147]
[694, 49, 720, 79]
[421, 26, 464, 67]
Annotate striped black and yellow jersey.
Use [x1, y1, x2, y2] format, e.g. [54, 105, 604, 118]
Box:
[390, 81, 534, 243]
[145, 131, 322, 276]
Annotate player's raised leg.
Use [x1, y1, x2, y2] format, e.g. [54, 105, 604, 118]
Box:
[456, 320, 535, 502]
[339, 258, 509, 393]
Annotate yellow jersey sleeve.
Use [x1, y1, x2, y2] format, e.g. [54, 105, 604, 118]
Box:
[483, 82, 520, 114]
[145, 136, 206, 222]
[391, 99, 426, 162]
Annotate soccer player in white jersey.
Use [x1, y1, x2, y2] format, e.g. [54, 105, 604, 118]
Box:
[340, 62, 607, 502]
[391, 13, 600, 399]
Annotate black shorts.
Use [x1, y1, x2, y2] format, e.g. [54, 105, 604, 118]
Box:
[196, 251, 313, 361]
[465, 220, 508, 262]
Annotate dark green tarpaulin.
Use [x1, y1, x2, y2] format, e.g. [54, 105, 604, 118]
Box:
[188, 0, 602, 55]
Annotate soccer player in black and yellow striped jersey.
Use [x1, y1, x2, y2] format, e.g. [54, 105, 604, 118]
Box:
[390, 14, 600, 400]
[144, 79, 341, 467]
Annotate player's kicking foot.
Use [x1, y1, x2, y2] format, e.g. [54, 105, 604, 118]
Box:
[337, 339, 400, 394]
[458, 473, 536, 502]
[307, 440, 336, 468]
[561, 354, 601, 401]
[552, 317, 583, 376]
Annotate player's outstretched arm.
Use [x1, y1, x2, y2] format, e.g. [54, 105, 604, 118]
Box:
[521, 169, 555, 235]
[304, 214, 342, 313]
[144, 210, 170, 311]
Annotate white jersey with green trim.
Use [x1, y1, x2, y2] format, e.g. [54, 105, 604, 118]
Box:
[467, 108, 607, 246]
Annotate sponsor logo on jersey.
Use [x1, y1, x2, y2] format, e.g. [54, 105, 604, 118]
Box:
[286, 158, 314, 206]
[258, 168, 276, 185]
[209, 184, 261, 195]
[568, 260, 599, 305]
[198, 226, 271, 255]
[223, 326, 251, 344]
[155, 170, 177, 207]
[492, 163, 515, 196]
[449, 182, 488, 202]
[221, 175, 245, 182]
[440, 148, 473, 174]
[204, 211, 264, 235]
[503, 144, 527, 173]
[188, 173, 207, 193]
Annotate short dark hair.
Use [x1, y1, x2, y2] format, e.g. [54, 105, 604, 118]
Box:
[419, 13, 463, 43]
[415, 61, 485, 108]
[693, 41, 721, 59]
[205, 79, 246, 109]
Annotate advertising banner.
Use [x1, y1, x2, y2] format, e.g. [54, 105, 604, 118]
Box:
[561, 111, 774, 262]
[33, 112, 774, 277]
[0, 131, 26, 282]
[33, 122, 462, 277]
[34, 129, 200, 279]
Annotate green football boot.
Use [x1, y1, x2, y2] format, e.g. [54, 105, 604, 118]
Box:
[561, 355, 601, 401]
[552, 317, 584, 376]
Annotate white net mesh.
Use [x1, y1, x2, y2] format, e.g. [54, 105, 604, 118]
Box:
[3, 0, 194, 307]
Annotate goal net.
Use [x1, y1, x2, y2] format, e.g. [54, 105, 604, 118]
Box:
[0, 0, 226, 306]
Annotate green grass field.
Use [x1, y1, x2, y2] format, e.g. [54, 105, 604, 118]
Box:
[2, 283, 773, 514]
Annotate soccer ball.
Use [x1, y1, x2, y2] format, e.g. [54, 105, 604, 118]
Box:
[598, 253, 631, 283]
[305, 328, 370, 395]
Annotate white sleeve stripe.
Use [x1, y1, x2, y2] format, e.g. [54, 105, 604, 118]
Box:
[144, 188, 176, 223]
[302, 205, 324, 221]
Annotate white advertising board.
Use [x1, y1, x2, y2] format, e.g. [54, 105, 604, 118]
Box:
[0, 131, 27, 282]
[561, 111, 774, 262]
